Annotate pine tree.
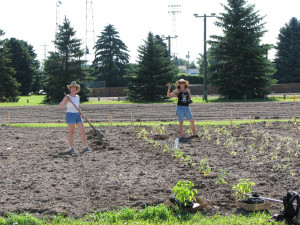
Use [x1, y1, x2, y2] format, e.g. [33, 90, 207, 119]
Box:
[92, 24, 130, 87]
[209, 0, 275, 99]
[5, 38, 39, 95]
[126, 32, 176, 101]
[274, 17, 300, 83]
[0, 30, 20, 102]
[44, 17, 90, 102]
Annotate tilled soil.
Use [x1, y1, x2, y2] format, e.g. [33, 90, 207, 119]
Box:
[0, 101, 298, 123]
[0, 121, 299, 218]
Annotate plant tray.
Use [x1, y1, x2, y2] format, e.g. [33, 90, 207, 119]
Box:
[236, 200, 270, 211]
[152, 134, 169, 140]
[166, 196, 208, 212]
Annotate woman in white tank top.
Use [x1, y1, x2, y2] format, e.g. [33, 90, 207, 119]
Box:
[58, 81, 91, 155]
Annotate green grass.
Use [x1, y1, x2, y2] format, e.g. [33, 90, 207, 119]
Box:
[0, 205, 283, 224]
[2, 118, 294, 128]
[1, 94, 300, 107]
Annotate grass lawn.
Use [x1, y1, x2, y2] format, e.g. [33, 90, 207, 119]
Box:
[0, 94, 300, 107]
[0, 205, 283, 225]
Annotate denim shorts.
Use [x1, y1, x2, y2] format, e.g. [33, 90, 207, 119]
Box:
[176, 105, 193, 121]
[66, 112, 83, 124]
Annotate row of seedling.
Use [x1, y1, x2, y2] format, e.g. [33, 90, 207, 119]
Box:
[136, 125, 229, 185]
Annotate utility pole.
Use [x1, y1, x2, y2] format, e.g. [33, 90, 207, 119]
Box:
[162, 35, 178, 57]
[186, 51, 190, 73]
[194, 13, 216, 101]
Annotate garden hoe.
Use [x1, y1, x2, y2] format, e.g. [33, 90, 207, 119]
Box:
[64, 93, 103, 141]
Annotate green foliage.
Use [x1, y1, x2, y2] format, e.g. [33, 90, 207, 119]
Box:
[44, 17, 90, 102]
[198, 157, 212, 176]
[274, 17, 300, 83]
[0, 210, 282, 224]
[209, 0, 275, 99]
[151, 123, 165, 135]
[215, 169, 228, 185]
[232, 178, 255, 200]
[92, 24, 130, 87]
[126, 32, 176, 101]
[174, 73, 203, 85]
[172, 180, 198, 207]
[0, 30, 20, 102]
[5, 38, 40, 95]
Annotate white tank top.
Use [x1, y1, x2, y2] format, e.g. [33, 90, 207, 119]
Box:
[66, 95, 80, 113]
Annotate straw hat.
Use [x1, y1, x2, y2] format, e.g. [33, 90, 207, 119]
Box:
[67, 81, 80, 93]
[176, 79, 189, 87]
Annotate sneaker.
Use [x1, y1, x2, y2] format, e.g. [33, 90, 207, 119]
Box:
[69, 147, 76, 154]
[59, 147, 76, 156]
[190, 135, 199, 138]
[80, 146, 92, 154]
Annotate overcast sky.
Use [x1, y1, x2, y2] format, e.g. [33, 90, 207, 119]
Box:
[1, 0, 299, 64]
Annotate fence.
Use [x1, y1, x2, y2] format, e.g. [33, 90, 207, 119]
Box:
[89, 83, 300, 97]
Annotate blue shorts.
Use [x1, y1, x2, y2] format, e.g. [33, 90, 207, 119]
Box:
[66, 112, 83, 124]
[176, 105, 193, 121]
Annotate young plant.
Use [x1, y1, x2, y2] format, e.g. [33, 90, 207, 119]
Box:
[232, 178, 255, 200]
[173, 148, 184, 160]
[198, 157, 212, 176]
[163, 144, 170, 153]
[172, 180, 198, 207]
[137, 128, 149, 139]
[185, 128, 192, 135]
[151, 123, 165, 136]
[215, 169, 228, 185]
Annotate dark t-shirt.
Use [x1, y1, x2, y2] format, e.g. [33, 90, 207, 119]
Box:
[177, 91, 189, 106]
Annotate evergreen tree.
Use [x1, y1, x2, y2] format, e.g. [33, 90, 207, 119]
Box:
[209, 0, 275, 99]
[0, 30, 20, 102]
[92, 24, 130, 87]
[274, 17, 300, 83]
[5, 38, 39, 95]
[126, 32, 176, 101]
[44, 17, 90, 102]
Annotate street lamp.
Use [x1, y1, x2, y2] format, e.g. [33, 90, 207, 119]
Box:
[194, 13, 216, 101]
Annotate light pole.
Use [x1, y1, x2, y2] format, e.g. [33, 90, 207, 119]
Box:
[194, 13, 216, 101]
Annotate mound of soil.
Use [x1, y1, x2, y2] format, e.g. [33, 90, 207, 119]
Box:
[0, 121, 299, 218]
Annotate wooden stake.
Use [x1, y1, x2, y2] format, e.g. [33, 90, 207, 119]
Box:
[8, 112, 10, 124]
[132, 115, 135, 130]
[108, 112, 110, 125]
[230, 111, 233, 127]
[110, 115, 113, 131]
[249, 115, 252, 129]
[294, 94, 297, 122]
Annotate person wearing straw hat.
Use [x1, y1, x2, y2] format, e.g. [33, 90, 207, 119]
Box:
[167, 79, 197, 139]
[58, 81, 92, 155]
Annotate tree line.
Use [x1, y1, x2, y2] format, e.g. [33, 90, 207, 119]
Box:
[1, 0, 300, 102]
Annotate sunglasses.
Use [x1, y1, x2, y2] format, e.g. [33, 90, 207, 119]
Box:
[179, 82, 185, 84]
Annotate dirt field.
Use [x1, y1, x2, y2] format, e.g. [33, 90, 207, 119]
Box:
[0, 101, 298, 124]
[0, 102, 300, 219]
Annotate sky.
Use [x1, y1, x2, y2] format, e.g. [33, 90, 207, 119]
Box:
[1, 0, 300, 64]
